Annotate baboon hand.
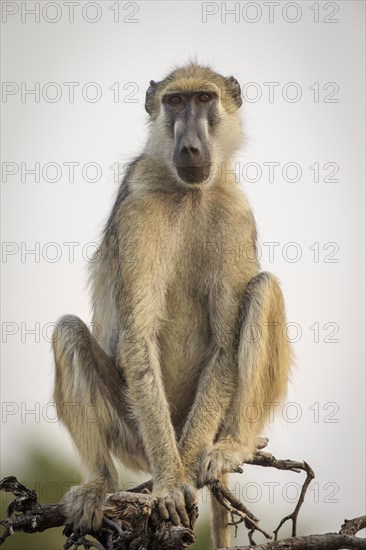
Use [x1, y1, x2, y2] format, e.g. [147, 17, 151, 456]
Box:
[154, 482, 197, 528]
[197, 438, 252, 488]
[62, 483, 109, 533]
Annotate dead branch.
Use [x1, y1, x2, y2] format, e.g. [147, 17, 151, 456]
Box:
[248, 452, 315, 541]
[339, 515, 366, 536]
[217, 515, 366, 549]
[210, 481, 272, 542]
[1, 444, 364, 550]
[206, 448, 315, 545]
[0, 476, 196, 550]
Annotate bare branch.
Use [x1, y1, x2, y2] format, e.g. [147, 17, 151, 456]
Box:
[1, 446, 364, 550]
[340, 516, 366, 536]
[218, 529, 366, 549]
[0, 476, 196, 550]
[209, 446, 315, 545]
[211, 481, 271, 541]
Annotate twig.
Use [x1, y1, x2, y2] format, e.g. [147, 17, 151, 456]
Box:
[247, 451, 315, 540]
[211, 481, 271, 541]
[209, 446, 315, 544]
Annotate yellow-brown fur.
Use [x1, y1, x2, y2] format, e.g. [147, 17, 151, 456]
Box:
[53, 63, 292, 548]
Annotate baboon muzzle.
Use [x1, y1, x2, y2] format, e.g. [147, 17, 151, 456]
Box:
[173, 129, 211, 184]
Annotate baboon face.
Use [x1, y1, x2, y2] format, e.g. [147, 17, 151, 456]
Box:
[162, 90, 217, 184]
[145, 64, 243, 186]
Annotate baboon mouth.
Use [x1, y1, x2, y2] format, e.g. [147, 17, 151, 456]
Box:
[176, 164, 211, 184]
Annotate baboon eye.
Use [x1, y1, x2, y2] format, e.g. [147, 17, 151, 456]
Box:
[199, 94, 210, 102]
[169, 95, 182, 105]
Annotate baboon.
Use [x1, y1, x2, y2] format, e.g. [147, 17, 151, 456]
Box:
[53, 62, 292, 549]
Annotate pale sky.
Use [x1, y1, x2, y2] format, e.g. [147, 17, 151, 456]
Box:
[1, 1, 365, 544]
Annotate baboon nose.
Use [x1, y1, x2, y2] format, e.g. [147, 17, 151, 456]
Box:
[181, 144, 200, 156]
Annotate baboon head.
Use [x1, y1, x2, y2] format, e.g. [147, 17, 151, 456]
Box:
[145, 63, 243, 186]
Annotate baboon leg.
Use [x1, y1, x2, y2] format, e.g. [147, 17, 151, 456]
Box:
[205, 271, 292, 481]
[52, 314, 148, 532]
[204, 272, 292, 546]
[233, 270, 292, 449]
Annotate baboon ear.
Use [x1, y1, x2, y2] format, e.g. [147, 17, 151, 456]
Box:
[225, 76, 242, 109]
[145, 79, 160, 116]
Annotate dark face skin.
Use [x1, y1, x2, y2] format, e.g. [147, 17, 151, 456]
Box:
[162, 90, 219, 184]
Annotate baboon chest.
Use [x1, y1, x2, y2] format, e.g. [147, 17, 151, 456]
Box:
[157, 203, 251, 420]
[158, 235, 214, 426]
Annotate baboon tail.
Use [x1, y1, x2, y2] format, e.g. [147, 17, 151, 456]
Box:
[210, 473, 230, 549]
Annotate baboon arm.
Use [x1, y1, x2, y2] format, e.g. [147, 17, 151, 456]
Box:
[118, 331, 184, 488]
[178, 284, 240, 476]
[114, 202, 187, 491]
[179, 272, 292, 483]
[178, 347, 236, 476]
[118, 329, 197, 527]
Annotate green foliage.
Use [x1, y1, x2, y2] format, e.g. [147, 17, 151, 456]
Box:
[1, 447, 79, 550]
[190, 513, 212, 550]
